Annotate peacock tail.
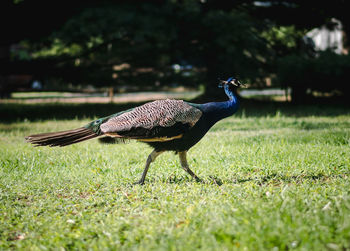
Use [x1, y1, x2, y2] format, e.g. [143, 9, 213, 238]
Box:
[25, 127, 97, 147]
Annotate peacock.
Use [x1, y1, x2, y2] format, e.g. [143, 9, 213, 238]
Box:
[26, 77, 243, 184]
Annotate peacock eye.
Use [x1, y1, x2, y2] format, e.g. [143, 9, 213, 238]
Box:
[95, 119, 101, 124]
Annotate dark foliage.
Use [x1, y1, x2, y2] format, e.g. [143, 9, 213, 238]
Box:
[277, 52, 350, 103]
[1, 0, 350, 100]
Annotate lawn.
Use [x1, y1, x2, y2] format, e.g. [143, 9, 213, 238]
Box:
[1, 102, 350, 250]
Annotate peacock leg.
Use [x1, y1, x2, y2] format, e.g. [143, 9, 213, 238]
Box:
[178, 151, 201, 182]
[135, 150, 164, 185]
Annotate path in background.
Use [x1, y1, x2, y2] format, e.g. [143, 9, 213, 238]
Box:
[1, 91, 201, 104]
[0, 88, 289, 104]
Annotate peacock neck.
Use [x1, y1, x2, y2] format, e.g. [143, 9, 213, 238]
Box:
[200, 85, 240, 122]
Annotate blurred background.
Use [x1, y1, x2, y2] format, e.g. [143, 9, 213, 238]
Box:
[1, 0, 350, 105]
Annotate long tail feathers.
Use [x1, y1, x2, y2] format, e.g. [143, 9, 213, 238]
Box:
[25, 127, 98, 147]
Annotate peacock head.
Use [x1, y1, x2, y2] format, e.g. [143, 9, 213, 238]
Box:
[218, 77, 244, 88]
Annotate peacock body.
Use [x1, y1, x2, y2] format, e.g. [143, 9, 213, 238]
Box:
[26, 77, 242, 184]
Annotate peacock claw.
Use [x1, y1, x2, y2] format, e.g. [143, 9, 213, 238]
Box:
[194, 177, 203, 183]
[133, 180, 145, 185]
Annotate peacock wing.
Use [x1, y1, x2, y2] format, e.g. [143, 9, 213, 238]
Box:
[100, 99, 202, 141]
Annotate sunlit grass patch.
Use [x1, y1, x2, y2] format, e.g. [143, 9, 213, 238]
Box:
[1, 106, 349, 250]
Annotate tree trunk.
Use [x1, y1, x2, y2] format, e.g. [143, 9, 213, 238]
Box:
[201, 67, 228, 101]
[291, 85, 307, 104]
[0, 45, 10, 98]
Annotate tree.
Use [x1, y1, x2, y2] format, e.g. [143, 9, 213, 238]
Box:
[2, 0, 348, 99]
[1, 0, 272, 97]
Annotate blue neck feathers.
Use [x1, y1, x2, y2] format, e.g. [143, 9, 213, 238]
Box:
[201, 84, 240, 122]
[224, 83, 236, 101]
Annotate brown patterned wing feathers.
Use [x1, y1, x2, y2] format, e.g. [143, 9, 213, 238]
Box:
[100, 99, 202, 140]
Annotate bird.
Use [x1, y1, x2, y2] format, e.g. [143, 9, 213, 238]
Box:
[26, 77, 243, 184]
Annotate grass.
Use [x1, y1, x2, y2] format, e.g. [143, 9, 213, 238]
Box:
[1, 101, 350, 250]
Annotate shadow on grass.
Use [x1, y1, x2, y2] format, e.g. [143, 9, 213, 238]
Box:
[1, 98, 350, 123]
[206, 172, 349, 186]
[162, 172, 349, 186]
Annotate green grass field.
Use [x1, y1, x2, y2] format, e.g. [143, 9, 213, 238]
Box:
[1, 102, 350, 250]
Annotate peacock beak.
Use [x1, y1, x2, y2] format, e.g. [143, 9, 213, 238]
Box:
[230, 79, 244, 87]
